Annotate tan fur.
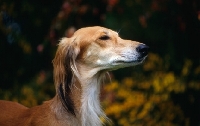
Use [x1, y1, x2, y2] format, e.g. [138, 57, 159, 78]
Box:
[0, 26, 148, 126]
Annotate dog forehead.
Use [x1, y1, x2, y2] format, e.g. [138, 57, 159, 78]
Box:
[74, 26, 118, 36]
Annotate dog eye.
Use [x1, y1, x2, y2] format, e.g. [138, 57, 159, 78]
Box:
[99, 35, 110, 40]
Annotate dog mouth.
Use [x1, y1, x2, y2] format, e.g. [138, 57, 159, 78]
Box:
[114, 55, 147, 64]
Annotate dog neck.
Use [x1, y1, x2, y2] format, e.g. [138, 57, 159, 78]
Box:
[76, 65, 108, 126]
[80, 71, 107, 126]
[51, 66, 107, 126]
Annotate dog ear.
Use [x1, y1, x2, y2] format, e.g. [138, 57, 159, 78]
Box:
[53, 37, 79, 116]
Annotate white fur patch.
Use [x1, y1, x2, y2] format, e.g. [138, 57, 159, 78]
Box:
[80, 74, 108, 126]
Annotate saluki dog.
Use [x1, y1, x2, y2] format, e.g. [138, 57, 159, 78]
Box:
[0, 26, 149, 126]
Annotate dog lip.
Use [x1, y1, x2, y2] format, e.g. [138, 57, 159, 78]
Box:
[114, 55, 147, 64]
[114, 59, 142, 64]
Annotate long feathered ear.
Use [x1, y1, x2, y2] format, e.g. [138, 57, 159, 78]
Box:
[53, 37, 79, 116]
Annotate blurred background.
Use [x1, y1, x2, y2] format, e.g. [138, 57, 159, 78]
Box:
[0, 0, 200, 125]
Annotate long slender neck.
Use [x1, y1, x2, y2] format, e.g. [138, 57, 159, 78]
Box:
[77, 65, 107, 126]
[79, 73, 106, 126]
[51, 67, 107, 126]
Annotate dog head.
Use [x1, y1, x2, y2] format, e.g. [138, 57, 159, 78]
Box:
[65, 26, 148, 70]
[52, 26, 149, 115]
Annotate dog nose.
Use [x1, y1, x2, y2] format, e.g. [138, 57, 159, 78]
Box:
[136, 44, 149, 57]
